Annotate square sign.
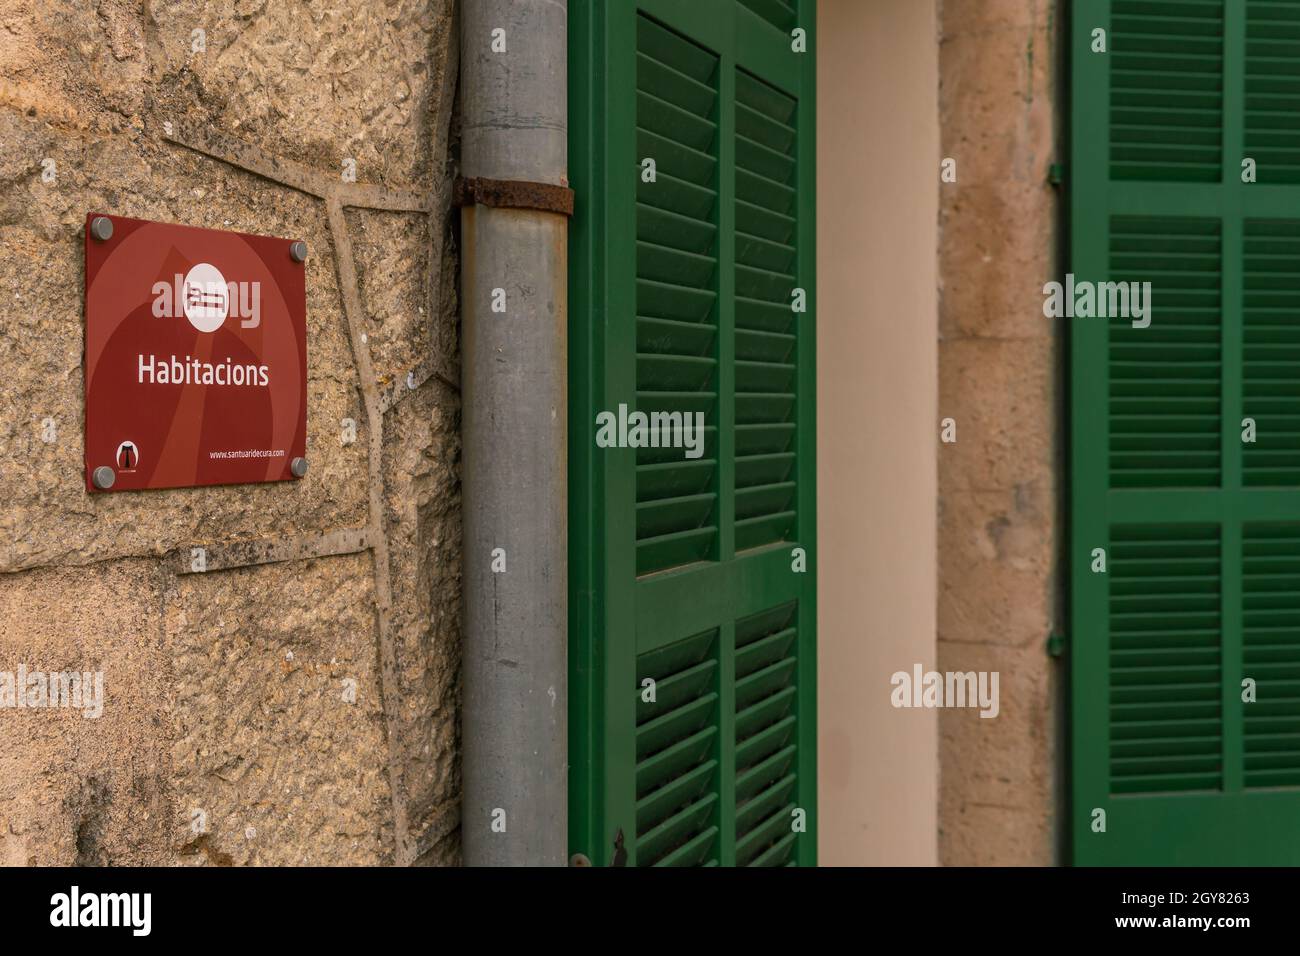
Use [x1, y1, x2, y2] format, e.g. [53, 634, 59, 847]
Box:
[83, 213, 307, 493]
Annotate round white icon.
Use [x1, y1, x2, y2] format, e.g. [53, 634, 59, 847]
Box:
[182, 262, 229, 333]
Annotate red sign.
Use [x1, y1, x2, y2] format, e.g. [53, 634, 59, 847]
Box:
[83, 213, 307, 493]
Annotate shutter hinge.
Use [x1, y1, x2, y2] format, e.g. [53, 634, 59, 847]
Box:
[1048, 162, 1065, 188]
[611, 828, 628, 867]
[1046, 632, 1067, 658]
[568, 829, 629, 867]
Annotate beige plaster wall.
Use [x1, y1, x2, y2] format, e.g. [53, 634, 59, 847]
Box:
[0, 0, 461, 866]
[817, 0, 940, 866]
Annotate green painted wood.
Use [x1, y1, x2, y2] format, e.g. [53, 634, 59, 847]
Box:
[1072, 0, 1300, 865]
[570, 0, 815, 867]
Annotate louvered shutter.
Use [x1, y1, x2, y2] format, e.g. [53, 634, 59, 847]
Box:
[1072, 0, 1300, 864]
[570, 0, 816, 867]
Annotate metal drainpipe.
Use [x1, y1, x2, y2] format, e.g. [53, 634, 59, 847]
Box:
[459, 0, 569, 866]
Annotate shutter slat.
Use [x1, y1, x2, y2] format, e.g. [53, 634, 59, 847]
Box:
[732, 67, 800, 551]
[651, 825, 720, 867]
[1244, 524, 1300, 786]
[737, 0, 797, 34]
[1108, 525, 1224, 794]
[634, 628, 721, 865]
[747, 830, 797, 867]
[1110, 0, 1225, 181]
[735, 773, 797, 833]
[1248, 3, 1300, 181]
[634, 14, 722, 576]
[1108, 216, 1223, 489]
[1244, 220, 1300, 484]
[736, 715, 797, 769]
[734, 601, 800, 861]
[736, 685, 798, 739]
[736, 804, 797, 862]
[639, 794, 719, 864]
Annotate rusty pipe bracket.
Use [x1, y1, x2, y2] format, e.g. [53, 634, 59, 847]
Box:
[453, 176, 575, 217]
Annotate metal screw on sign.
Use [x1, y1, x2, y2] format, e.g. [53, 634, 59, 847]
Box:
[90, 217, 113, 241]
[289, 240, 308, 262]
[91, 466, 115, 489]
[290, 457, 309, 478]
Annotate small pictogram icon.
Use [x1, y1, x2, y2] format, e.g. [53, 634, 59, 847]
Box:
[181, 262, 230, 333]
[116, 440, 139, 472]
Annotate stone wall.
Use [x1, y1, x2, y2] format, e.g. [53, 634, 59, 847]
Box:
[0, 0, 461, 866]
[937, 0, 1064, 865]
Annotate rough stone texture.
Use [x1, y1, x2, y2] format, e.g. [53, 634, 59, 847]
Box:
[350, 205, 460, 389]
[168, 555, 389, 866]
[938, 0, 1064, 866]
[381, 379, 462, 862]
[0, 0, 460, 865]
[0, 560, 172, 866]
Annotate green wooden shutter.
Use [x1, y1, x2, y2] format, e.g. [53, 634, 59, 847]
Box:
[1072, 0, 1300, 864]
[570, 0, 816, 867]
